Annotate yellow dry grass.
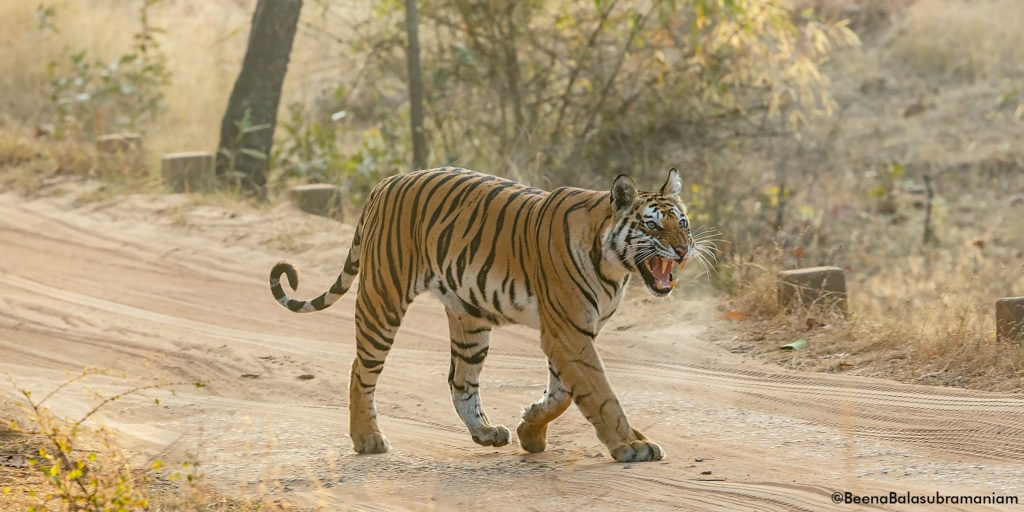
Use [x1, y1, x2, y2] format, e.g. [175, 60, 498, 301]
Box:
[888, 0, 1024, 81]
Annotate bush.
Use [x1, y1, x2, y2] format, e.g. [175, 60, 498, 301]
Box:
[5, 370, 201, 511]
[288, 0, 856, 197]
[45, 0, 170, 140]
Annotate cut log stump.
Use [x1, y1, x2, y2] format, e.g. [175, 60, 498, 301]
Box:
[96, 133, 142, 154]
[290, 184, 343, 220]
[996, 297, 1024, 342]
[162, 151, 215, 193]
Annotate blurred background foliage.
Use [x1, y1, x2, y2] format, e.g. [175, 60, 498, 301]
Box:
[283, 0, 856, 201]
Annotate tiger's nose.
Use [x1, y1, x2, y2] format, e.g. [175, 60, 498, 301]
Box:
[675, 247, 688, 260]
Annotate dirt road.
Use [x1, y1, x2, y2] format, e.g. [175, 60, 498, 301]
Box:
[2, 188, 1023, 511]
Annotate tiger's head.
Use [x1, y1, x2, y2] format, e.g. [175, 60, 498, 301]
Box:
[609, 168, 700, 297]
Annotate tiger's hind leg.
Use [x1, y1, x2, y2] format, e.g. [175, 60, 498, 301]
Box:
[446, 308, 511, 447]
[348, 290, 409, 454]
[516, 359, 571, 453]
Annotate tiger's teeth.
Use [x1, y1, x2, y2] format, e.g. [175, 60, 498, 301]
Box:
[661, 259, 670, 274]
[669, 278, 678, 287]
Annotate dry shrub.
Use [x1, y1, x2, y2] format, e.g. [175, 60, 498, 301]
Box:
[720, 250, 787, 319]
[0, 128, 92, 194]
[0, 129, 43, 169]
[0, 371, 277, 511]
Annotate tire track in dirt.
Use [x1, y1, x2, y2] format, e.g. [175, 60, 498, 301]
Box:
[599, 358, 1024, 463]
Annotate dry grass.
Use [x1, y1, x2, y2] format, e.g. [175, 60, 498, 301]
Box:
[0, 413, 48, 511]
[886, 0, 1024, 81]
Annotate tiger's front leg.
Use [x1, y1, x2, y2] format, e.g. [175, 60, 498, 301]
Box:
[517, 359, 572, 453]
[538, 327, 664, 462]
[446, 308, 512, 447]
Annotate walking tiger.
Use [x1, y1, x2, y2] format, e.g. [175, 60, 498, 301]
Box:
[269, 167, 710, 462]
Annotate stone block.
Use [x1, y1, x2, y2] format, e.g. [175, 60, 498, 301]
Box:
[996, 297, 1024, 342]
[96, 133, 142, 154]
[162, 151, 215, 193]
[778, 266, 847, 312]
[290, 184, 343, 219]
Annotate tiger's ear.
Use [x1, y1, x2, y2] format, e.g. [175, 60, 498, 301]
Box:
[660, 168, 682, 197]
[611, 175, 637, 214]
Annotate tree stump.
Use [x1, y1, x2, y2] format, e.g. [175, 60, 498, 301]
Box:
[162, 152, 215, 193]
[290, 184, 343, 220]
[95, 133, 144, 175]
[778, 266, 847, 312]
[996, 297, 1024, 342]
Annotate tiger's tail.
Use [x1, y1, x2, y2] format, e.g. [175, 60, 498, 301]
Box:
[269, 217, 365, 314]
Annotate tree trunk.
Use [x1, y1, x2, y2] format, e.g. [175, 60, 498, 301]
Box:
[405, 0, 428, 170]
[215, 0, 302, 196]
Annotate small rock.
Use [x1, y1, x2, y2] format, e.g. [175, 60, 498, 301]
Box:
[623, 464, 632, 469]
[241, 373, 259, 379]
[297, 374, 315, 381]
[695, 457, 704, 462]
[701, 470, 712, 475]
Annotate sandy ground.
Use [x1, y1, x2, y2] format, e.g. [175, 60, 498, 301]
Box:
[2, 186, 1024, 511]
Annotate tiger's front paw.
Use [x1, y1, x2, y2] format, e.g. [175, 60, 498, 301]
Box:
[471, 425, 512, 447]
[352, 431, 390, 454]
[609, 439, 664, 462]
[516, 420, 548, 453]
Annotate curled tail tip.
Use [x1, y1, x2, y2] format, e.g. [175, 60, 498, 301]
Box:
[270, 261, 299, 290]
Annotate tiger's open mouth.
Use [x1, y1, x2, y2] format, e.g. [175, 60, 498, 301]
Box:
[638, 255, 685, 296]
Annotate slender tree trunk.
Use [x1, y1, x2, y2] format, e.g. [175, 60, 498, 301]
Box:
[215, 0, 302, 196]
[405, 0, 428, 170]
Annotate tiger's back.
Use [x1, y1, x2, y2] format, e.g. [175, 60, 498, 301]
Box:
[361, 168, 550, 329]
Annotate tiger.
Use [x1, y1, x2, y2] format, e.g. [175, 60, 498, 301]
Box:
[269, 166, 701, 462]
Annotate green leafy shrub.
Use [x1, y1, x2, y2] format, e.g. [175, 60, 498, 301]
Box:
[46, 0, 170, 140]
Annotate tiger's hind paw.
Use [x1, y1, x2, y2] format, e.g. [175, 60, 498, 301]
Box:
[609, 439, 664, 462]
[470, 425, 511, 447]
[352, 432, 390, 454]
